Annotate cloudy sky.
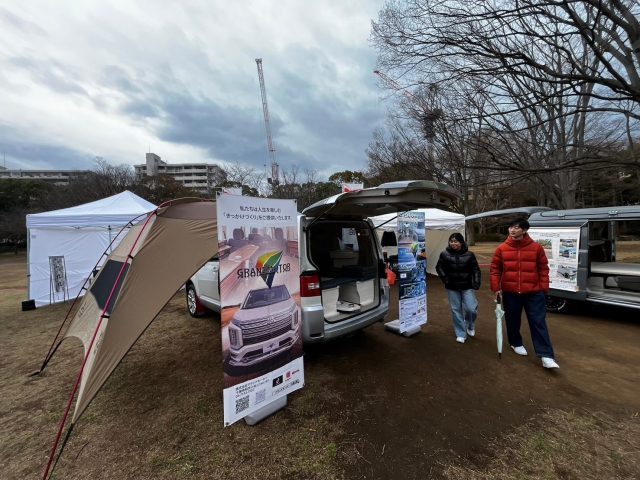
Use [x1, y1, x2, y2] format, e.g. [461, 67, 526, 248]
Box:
[0, 1, 395, 179]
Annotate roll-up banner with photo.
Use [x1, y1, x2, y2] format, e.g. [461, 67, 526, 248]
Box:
[397, 211, 427, 333]
[528, 227, 581, 292]
[216, 194, 304, 426]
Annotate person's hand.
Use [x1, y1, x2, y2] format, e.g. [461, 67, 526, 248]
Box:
[495, 290, 502, 303]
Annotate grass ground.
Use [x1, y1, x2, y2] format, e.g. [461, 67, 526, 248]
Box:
[1, 249, 639, 479]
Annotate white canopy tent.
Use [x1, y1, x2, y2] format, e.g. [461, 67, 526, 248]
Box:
[370, 208, 465, 275]
[26, 191, 156, 307]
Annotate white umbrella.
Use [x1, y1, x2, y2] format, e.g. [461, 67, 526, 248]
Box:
[495, 297, 505, 359]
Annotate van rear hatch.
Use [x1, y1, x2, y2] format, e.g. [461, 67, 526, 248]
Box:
[302, 180, 460, 219]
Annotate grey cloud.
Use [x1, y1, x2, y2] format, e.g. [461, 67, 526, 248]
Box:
[0, 7, 47, 36]
[96, 66, 288, 170]
[8, 57, 88, 96]
[155, 90, 270, 167]
[273, 69, 384, 172]
[100, 65, 143, 95]
[0, 126, 95, 170]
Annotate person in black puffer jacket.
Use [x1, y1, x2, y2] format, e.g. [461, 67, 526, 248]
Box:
[436, 233, 481, 344]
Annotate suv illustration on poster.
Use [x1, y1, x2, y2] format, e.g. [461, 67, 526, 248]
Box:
[557, 264, 577, 281]
[226, 284, 300, 369]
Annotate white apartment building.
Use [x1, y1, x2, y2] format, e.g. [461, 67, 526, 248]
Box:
[134, 153, 226, 194]
[0, 167, 90, 184]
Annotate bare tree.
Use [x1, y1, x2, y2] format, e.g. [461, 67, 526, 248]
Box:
[221, 162, 265, 196]
[270, 166, 340, 210]
[373, 0, 640, 113]
[63, 157, 135, 205]
[371, 0, 640, 209]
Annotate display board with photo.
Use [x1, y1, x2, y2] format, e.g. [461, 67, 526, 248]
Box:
[528, 227, 581, 292]
[216, 195, 304, 426]
[397, 211, 427, 332]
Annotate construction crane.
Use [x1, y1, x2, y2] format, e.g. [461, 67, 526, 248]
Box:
[373, 70, 417, 104]
[373, 70, 442, 141]
[255, 58, 279, 185]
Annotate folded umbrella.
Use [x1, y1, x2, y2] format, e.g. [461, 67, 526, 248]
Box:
[495, 296, 505, 359]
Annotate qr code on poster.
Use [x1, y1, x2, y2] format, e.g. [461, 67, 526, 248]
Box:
[235, 395, 250, 414]
[255, 389, 266, 405]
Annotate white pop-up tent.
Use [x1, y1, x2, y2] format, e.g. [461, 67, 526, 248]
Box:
[26, 191, 156, 307]
[370, 208, 465, 275]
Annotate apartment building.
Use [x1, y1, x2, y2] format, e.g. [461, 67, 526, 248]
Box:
[0, 167, 90, 185]
[134, 153, 226, 194]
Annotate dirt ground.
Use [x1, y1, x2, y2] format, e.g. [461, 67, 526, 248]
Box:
[1, 246, 639, 479]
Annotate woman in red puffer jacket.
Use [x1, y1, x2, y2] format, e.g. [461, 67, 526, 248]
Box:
[490, 218, 559, 369]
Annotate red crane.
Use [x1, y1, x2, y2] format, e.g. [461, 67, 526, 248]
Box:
[256, 58, 279, 185]
[373, 70, 418, 103]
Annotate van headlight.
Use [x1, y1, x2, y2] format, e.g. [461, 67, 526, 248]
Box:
[291, 308, 299, 328]
[228, 323, 242, 348]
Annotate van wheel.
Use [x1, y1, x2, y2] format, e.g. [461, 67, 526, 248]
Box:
[186, 284, 205, 317]
[546, 295, 569, 313]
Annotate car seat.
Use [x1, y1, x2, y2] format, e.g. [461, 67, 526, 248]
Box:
[248, 228, 263, 246]
[272, 227, 288, 251]
[228, 228, 249, 252]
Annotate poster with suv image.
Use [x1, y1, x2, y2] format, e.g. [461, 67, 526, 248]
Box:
[397, 211, 427, 333]
[217, 194, 304, 426]
[528, 227, 581, 292]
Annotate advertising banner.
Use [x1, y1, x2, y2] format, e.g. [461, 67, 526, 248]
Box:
[221, 187, 242, 196]
[341, 183, 364, 193]
[528, 227, 581, 292]
[397, 211, 427, 333]
[217, 195, 304, 426]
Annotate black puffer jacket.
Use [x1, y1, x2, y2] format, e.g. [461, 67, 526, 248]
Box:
[436, 244, 481, 290]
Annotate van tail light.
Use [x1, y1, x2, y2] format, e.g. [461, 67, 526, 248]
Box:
[300, 272, 321, 297]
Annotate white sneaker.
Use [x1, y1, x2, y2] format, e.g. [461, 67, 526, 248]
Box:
[542, 357, 560, 369]
[456, 336, 466, 344]
[467, 328, 475, 337]
[511, 345, 528, 356]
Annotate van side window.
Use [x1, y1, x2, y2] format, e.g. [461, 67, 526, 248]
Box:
[614, 220, 640, 266]
[588, 222, 612, 262]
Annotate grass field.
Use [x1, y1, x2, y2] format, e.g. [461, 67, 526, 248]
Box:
[1, 250, 639, 479]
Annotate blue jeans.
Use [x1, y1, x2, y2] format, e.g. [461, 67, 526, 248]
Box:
[502, 291, 555, 359]
[446, 289, 478, 338]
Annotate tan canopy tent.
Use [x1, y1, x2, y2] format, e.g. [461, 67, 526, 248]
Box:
[43, 198, 217, 478]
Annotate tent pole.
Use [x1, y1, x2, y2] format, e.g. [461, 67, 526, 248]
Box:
[43, 423, 74, 480]
[26, 227, 31, 300]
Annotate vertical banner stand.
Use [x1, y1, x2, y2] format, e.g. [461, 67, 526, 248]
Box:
[218, 194, 304, 428]
[49, 256, 69, 305]
[384, 319, 422, 337]
[244, 395, 288, 426]
[384, 210, 427, 338]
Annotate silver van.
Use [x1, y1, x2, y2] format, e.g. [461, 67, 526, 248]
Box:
[186, 180, 460, 343]
[466, 206, 640, 312]
[528, 206, 640, 312]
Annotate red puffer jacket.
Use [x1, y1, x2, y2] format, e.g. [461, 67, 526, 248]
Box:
[490, 234, 549, 294]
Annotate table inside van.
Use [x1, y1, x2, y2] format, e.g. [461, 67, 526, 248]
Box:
[590, 262, 640, 276]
